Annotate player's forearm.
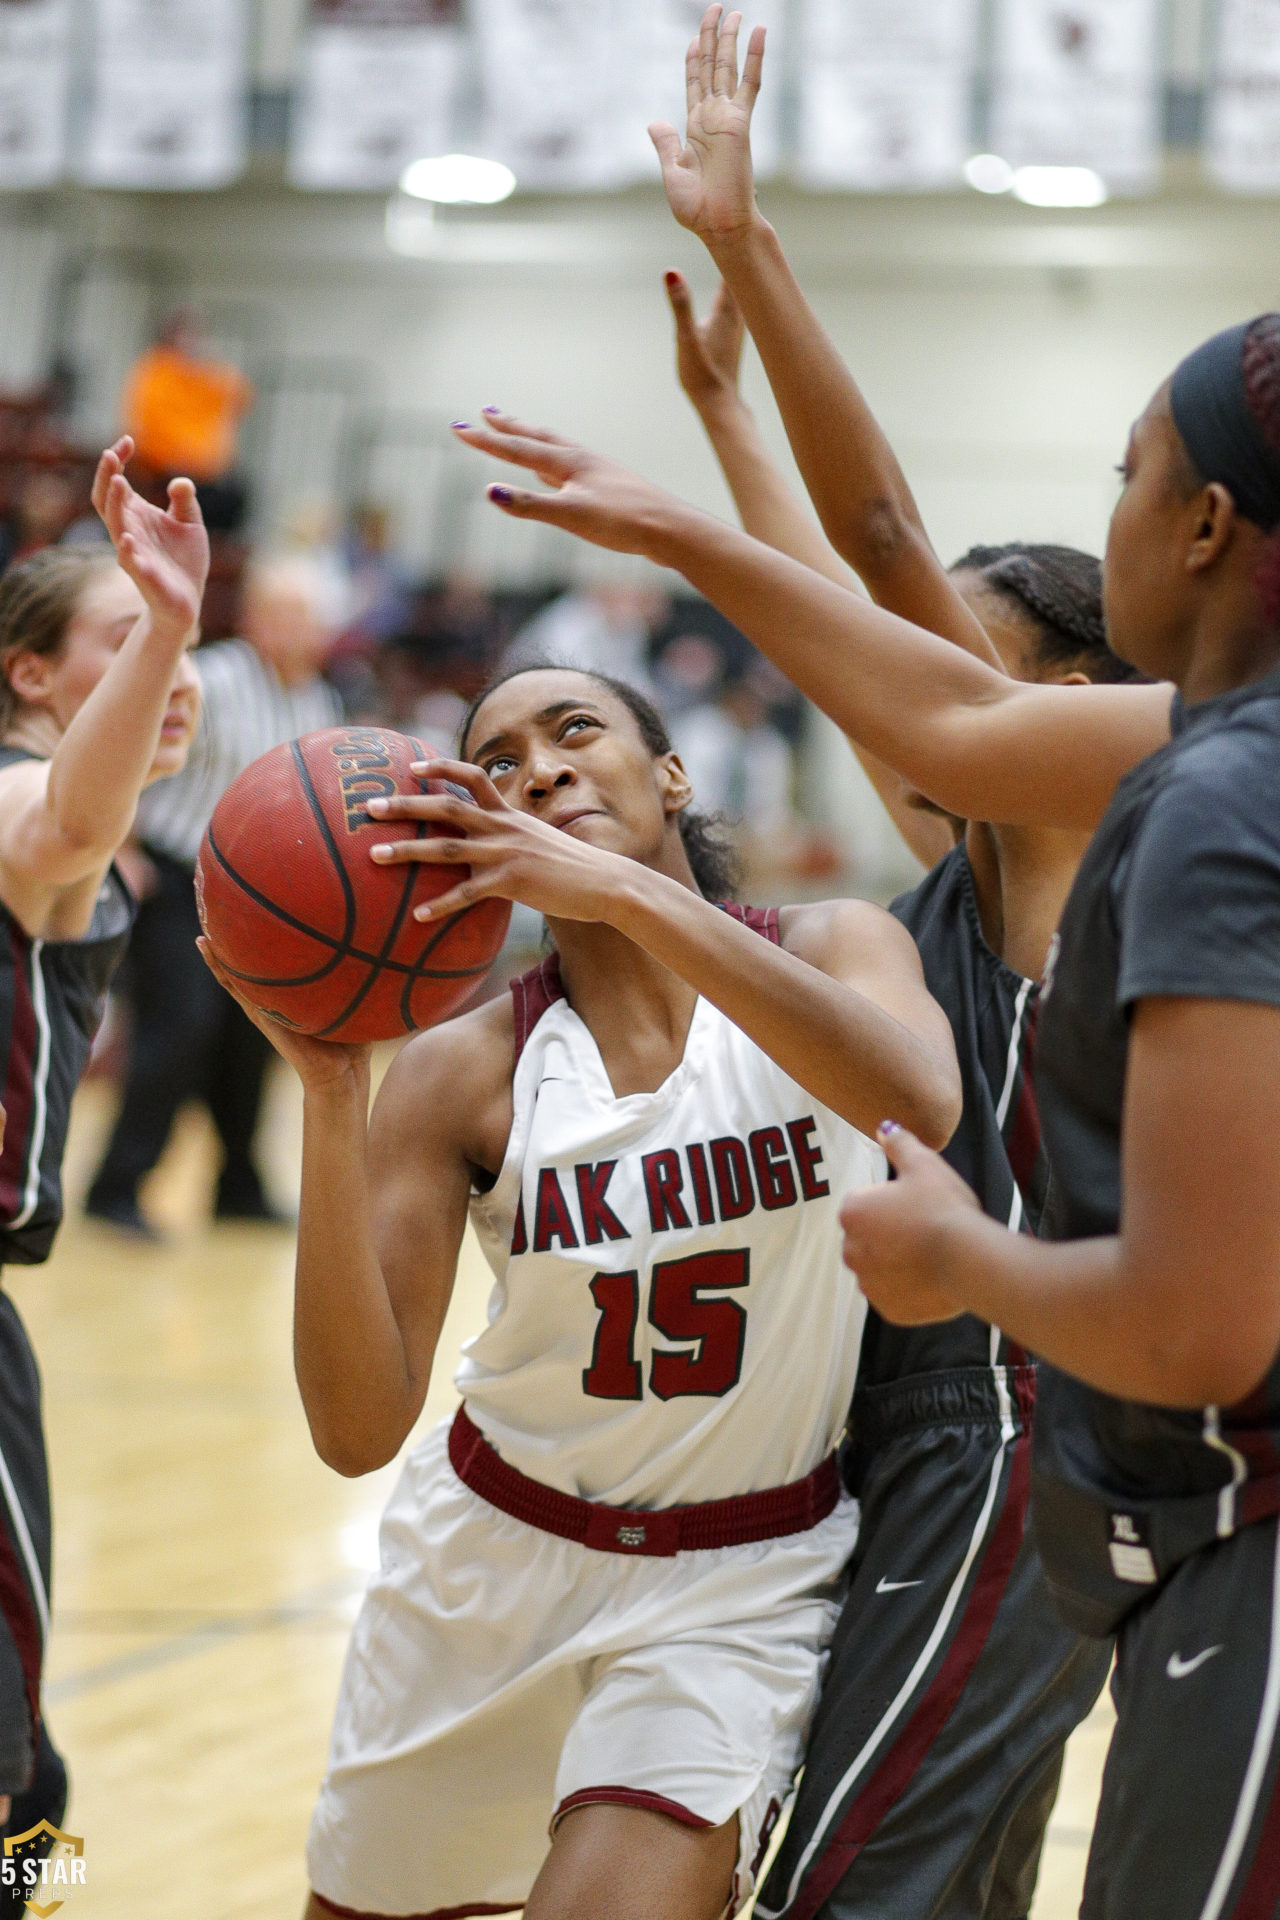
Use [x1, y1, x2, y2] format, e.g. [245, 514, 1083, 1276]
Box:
[609, 871, 959, 1146]
[641, 502, 1163, 830]
[694, 391, 855, 589]
[45, 607, 194, 864]
[929, 1215, 1269, 1407]
[694, 396, 960, 865]
[294, 1071, 423, 1475]
[704, 220, 917, 554]
[704, 220, 999, 663]
[644, 502, 1014, 809]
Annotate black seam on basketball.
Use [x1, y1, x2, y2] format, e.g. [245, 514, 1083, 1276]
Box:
[291, 737, 358, 948]
[205, 828, 353, 984]
[312, 859, 422, 1038]
[206, 829, 495, 985]
[398, 906, 483, 1030]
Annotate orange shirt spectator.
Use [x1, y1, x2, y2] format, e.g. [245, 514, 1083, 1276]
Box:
[121, 332, 253, 482]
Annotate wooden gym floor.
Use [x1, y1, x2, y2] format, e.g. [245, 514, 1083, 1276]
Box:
[9, 1059, 1113, 1919]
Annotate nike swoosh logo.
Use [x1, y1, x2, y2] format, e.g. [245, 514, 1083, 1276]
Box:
[1166, 1646, 1224, 1680]
[876, 1576, 923, 1594]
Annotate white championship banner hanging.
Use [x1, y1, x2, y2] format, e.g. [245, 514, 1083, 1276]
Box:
[989, 0, 1163, 193]
[290, 0, 464, 192]
[78, 0, 250, 188]
[472, 0, 632, 192]
[0, 0, 72, 189]
[794, 0, 980, 191]
[612, 0, 786, 184]
[1208, 0, 1280, 193]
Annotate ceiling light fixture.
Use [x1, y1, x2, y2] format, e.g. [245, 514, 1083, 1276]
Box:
[1011, 165, 1108, 208]
[400, 153, 517, 205]
[963, 153, 1015, 195]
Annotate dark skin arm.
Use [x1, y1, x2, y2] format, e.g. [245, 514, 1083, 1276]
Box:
[200, 941, 514, 1476]
[652, 8, 1001, 666]
[664, 269, 959, 870]
[451, 416, 1173, 831]
[839, 998, 1280, 1407]
[369, 757, 962, 1147]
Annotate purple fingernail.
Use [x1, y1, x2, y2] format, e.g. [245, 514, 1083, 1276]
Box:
[450, 420, 470, 430]
[483, 405, 502, 415]
[878, 1119, 900, 1136]
[490, 485, 514, 504]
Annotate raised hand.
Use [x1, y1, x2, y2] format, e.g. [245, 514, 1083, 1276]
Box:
[367, 758, 630, 927]
[92, 437, 209, 639]
[451, 410, 681, 560]
[649, 4, 765, 241]
[665, 271, 746, 412]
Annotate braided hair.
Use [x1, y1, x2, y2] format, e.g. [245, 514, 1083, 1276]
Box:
[458, 660, 743, 902]
[952, 542, 1140, 684]
[1241, 313, 1280, 626]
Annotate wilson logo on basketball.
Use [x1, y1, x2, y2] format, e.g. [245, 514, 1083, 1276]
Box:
[196, 726, 511, 1043]
[331, 730, 401, 834]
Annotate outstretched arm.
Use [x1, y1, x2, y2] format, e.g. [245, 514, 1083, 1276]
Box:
[451, 415, 1172, 829]
[840, 997, 1280, 1408]
[367, 761, 962, 1147]
[664, 271, 855, 593]
[665, 269, 959, 869]
[652, 7, 1000, 662]
[0, 438, 207, 935]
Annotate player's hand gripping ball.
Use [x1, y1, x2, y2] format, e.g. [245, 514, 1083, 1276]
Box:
[195, 726, 511, 1043]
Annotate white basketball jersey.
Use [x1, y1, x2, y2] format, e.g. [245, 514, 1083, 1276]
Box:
[464, 931, 885, 1509]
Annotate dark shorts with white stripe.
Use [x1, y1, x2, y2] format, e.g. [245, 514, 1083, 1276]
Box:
[1082, 1511, 1280, 1918]
[757, 1367, 1112, 1920]
[0, 1287, 52, 1795]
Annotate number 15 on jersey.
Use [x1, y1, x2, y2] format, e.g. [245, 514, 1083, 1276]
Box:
[583, 1249, 750, 1402]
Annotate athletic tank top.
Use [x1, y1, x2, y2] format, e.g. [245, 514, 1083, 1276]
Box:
[0, 747, 134, 1266]
[465, 911, 885, 1508]
[856, 842, 1047, 1387]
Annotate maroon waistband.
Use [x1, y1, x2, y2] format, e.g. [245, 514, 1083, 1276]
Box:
[448, 1405, 842, 1558]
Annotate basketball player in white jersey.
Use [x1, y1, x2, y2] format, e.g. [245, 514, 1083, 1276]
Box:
[202, 662, 960, 1920]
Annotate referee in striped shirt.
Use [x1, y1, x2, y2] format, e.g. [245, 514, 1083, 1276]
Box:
[87, 559, 341, 1235]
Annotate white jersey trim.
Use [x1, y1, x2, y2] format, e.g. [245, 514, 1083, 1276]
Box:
[755, 1403, 1016, 1919]
[1197, 1516, 1280, 1920]
[1202, 1407, 1248, 1540]
[10, 939, 50, 1231]
[994, 976, 1033, 1129]
[0, 1432, 49, 1644]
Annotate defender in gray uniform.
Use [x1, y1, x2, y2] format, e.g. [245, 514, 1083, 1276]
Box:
[0, 449, 203, 1899]
[843, 318, 1280, 1918]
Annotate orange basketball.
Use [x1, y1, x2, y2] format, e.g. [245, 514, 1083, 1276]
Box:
[195, 726, 511, 1043]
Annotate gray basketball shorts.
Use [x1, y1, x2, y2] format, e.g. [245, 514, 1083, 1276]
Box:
[0, 1289, 52, 1797]
[1081, 1510, 1280, 1919]
[757, 1366, 1112, 1920]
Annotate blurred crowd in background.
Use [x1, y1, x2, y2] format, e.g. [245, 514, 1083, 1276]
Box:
[0, 303, 842, 1237]
[0, 302, 821, 867]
